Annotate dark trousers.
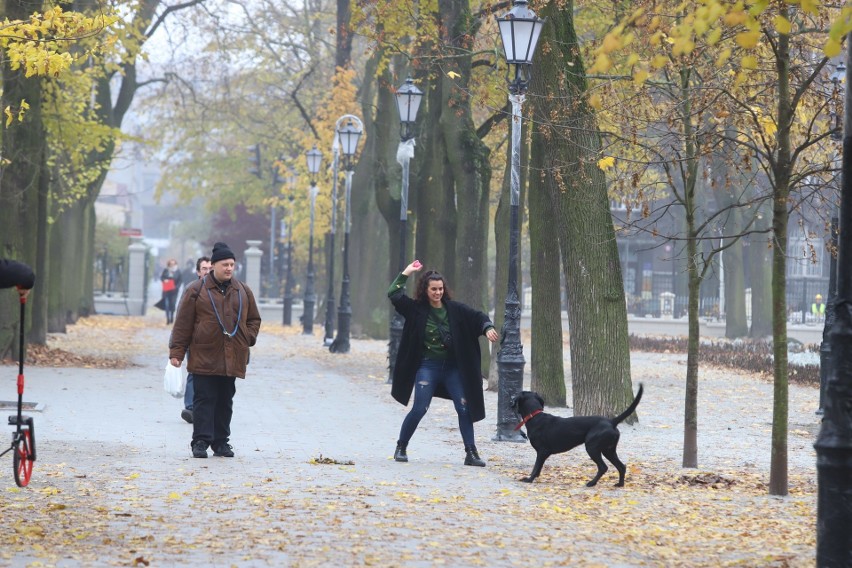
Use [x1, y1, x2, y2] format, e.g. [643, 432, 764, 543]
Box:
[398, 358, 475, 447]
[192, 374, 236, 448]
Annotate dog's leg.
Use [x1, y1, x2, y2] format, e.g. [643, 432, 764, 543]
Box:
[585, 446, 608, 487]
[520, 452, 549, 483]
[603, 448, 627, 487]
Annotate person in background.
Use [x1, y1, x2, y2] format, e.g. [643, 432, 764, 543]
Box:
[0, 258, 35, 297]
[812, 294, 826, 323]
[387, 260, 498, 467]
[169, 243, 261, 459]
[180, 256, 212, 424]
[160, 259, 182, 325]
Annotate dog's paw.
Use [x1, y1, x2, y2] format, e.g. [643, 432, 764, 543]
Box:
[614, 481, 625, 487]
[519, 477, 534, 483]
[585, 480, 598, 487]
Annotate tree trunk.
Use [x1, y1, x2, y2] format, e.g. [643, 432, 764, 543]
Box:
[487, 156, 512, 391]
[0, 0, 45, 356]
[350, 52, 392, 338]
[531, 0, 633, 418]
[678, 67, 701, 468]
[769, 27, 792, 497]
[749, 195, 774, 338]
[528, 144, 566, 405]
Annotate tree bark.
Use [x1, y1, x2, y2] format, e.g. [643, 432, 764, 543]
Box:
[530, 0, 633, 418]
[769, 27, 792, 497]
[0, 0, 45, 356]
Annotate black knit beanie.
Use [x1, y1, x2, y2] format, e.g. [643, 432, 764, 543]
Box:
[210, 242, 236, 264]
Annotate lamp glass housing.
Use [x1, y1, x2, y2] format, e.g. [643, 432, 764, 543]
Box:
[337, 120, 363, 157]
[395, 77, 423, 125]
[497, 0, 544, 65]
[306, 146, 323, 175]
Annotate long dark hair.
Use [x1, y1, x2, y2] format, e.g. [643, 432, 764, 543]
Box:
[414, 270, 453, 303]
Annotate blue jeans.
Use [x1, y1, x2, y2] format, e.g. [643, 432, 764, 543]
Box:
[398, 359, 475, 447]
[184, 373, 194, 410]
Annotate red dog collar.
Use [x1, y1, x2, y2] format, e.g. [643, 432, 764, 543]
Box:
[514, 409, 543, 430]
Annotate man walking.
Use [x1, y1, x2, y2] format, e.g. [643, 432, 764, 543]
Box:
[179, 256, 212, 424]
[169, 243, 261, 458]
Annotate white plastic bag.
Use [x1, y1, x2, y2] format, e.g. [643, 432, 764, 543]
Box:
[164, 361, 186, 398]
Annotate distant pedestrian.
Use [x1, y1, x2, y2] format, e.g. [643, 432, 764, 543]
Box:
[169, 243, 261, 459]
[388, 260, 498, 467]
[160, 259, 183, 325]
[812, 294, 826, 322]
[0, 258, 35, 298]
[179, 256, 212, 425]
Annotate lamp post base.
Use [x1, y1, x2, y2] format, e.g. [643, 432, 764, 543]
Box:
[283, 296, 293, 326]
[302, 295, 315, 335]
[329, 307, 351, 354]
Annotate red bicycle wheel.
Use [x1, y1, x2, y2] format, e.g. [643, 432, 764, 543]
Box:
[12, 430, 33, 487]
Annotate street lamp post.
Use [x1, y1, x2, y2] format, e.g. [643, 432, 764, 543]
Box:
[493, 0, 544, 441]
[329, 116, 364, 354]
[819, 62, 845, 414]
[282, 168, 298, 326]
[303, 146, 323, 335]
[323, 145, 340, 346]
[815, 43, 852, 566]
[388, 77, 424, 382]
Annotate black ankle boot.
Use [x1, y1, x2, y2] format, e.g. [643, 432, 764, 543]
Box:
[394, 441, 408, 462]
[464, 446, 486, 467]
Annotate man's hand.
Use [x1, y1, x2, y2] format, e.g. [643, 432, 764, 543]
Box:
[16, 286, 30, 299]
[485, 328, 498, 343]
[170, 358, 182, 368]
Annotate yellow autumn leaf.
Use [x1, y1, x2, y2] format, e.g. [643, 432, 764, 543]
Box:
[651, 55, 668, 69]
[602, 33, 622, 53]
[633, 69, 649, 85]
[773, 15, 791, 35]
[588, 94, 602, 110]
[735, 31, 760, 49]
[759, 115, 777, 137]
[715, 48, 732, 68]
[800, 0, 819, 15]
[167, 492, 181, 500]
[824, 38, 842, 58]
[723, 10, 748, 26]
[626, 53, 640, 67]
[741, 55, 758, 70]
[591, 52, 611, 73]
[598, 156, 616, 170]
[672, 37, 695, 56]
[446, 70, 460, 79]
[706, 27, 722, 46]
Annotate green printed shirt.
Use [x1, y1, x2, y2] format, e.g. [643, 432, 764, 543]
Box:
[388, 273, 451, 360]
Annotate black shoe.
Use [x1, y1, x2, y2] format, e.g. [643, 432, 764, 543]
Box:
[191, 440, 208, 458]
[181, 409, 193, 424]
[394, 441, 408, 462]
[213, 443, 234, 458]
[464, 446, 486, 467]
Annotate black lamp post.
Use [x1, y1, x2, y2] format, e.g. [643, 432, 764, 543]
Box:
[816, 45, 852, 566]
[494, 0, 544, 441]
[329, 116, 363, 354]
[303, 146, 323, 335]
[819, 62, 845, 414]
[388, 76, 424, 382]
[282, 168, 298, 325]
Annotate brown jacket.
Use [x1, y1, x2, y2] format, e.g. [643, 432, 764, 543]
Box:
[169, 276, 261, 379]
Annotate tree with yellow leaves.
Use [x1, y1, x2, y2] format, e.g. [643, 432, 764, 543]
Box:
[586, 0, 842, 495]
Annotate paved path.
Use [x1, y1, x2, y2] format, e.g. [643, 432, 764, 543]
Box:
[0, 319, 819, 567]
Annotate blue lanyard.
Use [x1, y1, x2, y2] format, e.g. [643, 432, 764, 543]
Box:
[204, 277, 242, 337]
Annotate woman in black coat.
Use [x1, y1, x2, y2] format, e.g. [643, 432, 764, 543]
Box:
[388, 260, 498, 466]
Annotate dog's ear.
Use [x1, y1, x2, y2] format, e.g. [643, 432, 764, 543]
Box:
[535, 393, 545, 408]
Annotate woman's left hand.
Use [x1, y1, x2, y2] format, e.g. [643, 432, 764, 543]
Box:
[485, 328, 499, 343]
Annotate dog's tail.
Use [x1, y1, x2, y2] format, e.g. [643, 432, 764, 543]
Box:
[611, 383, 644, 426]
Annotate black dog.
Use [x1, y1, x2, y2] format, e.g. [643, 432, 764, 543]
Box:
[511, 384, 643, 487]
